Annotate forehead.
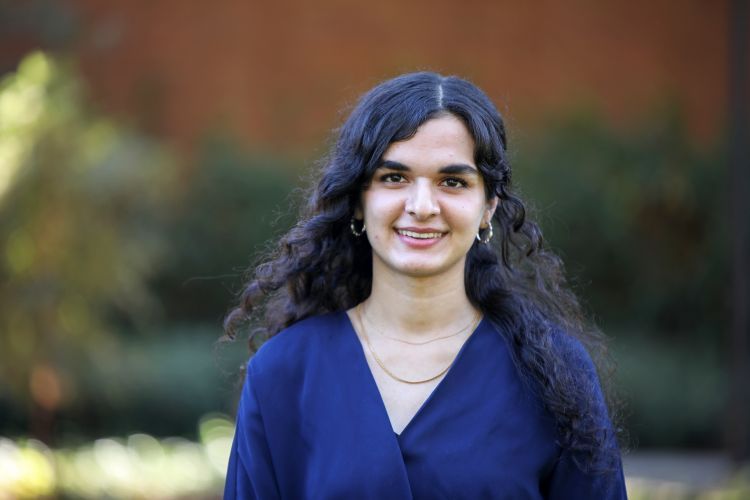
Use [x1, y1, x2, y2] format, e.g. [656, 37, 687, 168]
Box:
[382, 115, 476, 167]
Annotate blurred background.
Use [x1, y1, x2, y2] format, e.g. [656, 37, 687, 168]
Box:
[0, 0, 748, 498]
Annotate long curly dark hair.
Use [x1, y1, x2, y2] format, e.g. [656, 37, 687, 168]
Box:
[224, 72, 622, 473]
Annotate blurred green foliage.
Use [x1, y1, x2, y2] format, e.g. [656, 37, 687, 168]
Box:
[51, 326, 247, 440]
[0, 52, 294, 441]
[615, 335, 726, 448]
[514, 107, 728, 448]
[151, 135, 298, 324]
[0, 51, 731, 451]
[0, 52, 179, 426]
[515, 107, 726, 338]
[0, 414, 234, 498]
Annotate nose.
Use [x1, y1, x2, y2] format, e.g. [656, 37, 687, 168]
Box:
[405, 179, 440, 219]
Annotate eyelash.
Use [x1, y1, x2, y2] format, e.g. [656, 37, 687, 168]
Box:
[378, 173, 469, 188]
[442, 177, 469, 188]
[380, 173, 406, 183]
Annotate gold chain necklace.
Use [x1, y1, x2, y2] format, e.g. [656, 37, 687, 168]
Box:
[356, 304, 482, 385]
[361, 303, 480, 346]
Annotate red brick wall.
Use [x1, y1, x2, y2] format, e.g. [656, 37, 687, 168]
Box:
[56, 1, 740, 152]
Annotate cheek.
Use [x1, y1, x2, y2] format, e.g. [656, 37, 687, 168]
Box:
[446, 200, 485, 228]
[364, 193, 400, 220]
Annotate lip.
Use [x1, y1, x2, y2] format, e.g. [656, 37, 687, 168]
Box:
[397, 226, 446, 234]
[394, 227, 447, 249]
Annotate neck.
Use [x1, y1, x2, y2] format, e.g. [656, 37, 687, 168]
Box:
[363, 258, 479, 339]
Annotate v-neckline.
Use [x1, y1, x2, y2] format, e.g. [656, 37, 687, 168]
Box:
[341, 309, 486, 439]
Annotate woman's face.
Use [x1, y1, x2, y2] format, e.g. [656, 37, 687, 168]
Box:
[357, 114, 497, 280]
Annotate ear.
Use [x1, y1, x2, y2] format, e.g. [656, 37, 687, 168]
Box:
[354, 203, 364, 220]
[483, 197, 498, 225]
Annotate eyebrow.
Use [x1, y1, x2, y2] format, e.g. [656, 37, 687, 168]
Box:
[378, 160, 478, 175]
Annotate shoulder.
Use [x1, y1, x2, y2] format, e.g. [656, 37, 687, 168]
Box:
[548, 328, 616, 431]
[550, 329, 598, 373]
[543, 328, 623, 471]
[247, 311, 347, 377]
[513, 322, 610, 417]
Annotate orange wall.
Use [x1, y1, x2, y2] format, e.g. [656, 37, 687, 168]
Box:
[58, 1, 737, 153]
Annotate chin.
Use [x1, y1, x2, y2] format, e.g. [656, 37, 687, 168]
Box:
[390, 260, 456, 279]
[399, 267, 441, 278]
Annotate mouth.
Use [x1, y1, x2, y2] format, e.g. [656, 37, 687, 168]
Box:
[394, 228, 447, 246]
[396, 229, 445, 239]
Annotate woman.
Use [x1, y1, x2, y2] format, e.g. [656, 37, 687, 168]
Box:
[223, 72, 627, 499]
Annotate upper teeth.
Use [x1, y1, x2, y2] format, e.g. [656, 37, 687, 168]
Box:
[398, 230, 443, 239]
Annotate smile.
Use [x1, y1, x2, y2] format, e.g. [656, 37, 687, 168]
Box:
[395, 229, 445, 239]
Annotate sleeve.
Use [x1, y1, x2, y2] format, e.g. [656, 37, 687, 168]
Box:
[545, 450, 627, 499]
[545, 333, 628, 499]
[224, 361, 281, 500]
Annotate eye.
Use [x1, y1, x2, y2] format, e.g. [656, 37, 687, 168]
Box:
[441, 177, 469, 188]
[379, 173, 407, 183]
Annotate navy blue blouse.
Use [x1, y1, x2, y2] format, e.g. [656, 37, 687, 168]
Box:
[224, 311, 627, 499]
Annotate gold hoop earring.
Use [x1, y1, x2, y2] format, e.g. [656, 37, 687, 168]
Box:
[350, 218, 366, 237]
[476, 222, 493, 244]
